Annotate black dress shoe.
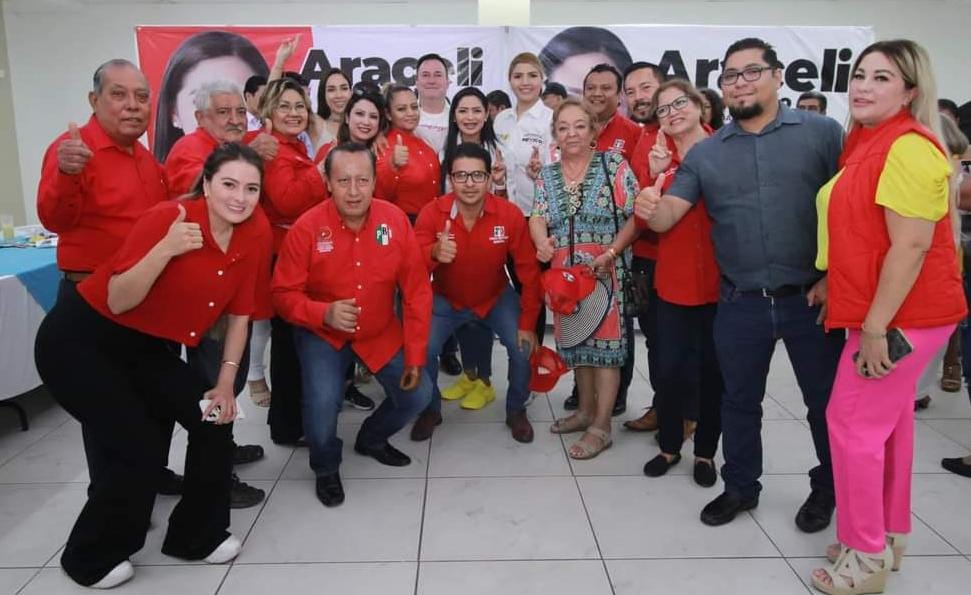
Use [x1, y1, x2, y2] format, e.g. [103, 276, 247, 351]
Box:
[643, 453, 681, 477]
[158, 469, 184, 495]
[354, 441, 411, 466]
[942, 456, 971, 477]
[440, 353, 463, 376]
[315, 473, 345, 507]
[232, 442, 265, 465]
[230, 473, 266, 509]
[344, 384, 376, 411]
[700, 491, 758, 526]
[795, 489, 835, 533]
[693, 460, 717, 487]
[564, 387, 579, 410]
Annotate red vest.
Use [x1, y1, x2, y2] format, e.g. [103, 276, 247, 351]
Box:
[826, 110, 966, 330]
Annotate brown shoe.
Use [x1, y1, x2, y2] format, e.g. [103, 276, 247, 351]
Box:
[410, 410, 442, 441]
[624, 408, 658, 432]
[506, 410, 534, 443]
[941, 364, 962, 392]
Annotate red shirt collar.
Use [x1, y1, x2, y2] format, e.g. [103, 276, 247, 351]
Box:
[436, 192, 499, 218]
[85, 114, 145, 154]
[271, 129, 309, 154]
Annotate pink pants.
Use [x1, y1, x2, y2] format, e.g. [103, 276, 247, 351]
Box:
[827, 324, 954, 553]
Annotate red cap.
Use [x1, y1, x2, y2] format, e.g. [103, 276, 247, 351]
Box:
[541, 265, 596, 315]
[529, 346, 568, 392]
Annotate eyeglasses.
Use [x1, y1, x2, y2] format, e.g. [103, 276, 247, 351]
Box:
[275, 102, 308, 114]
[654, 96, 692, 119]
[451, 170, 489, 184]
[718, 65, 774, 87]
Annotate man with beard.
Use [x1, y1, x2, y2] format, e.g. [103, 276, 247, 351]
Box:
[633, 38, 845, 533]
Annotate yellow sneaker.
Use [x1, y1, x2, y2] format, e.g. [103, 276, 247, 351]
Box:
[460, 380, 496, 410]
[442, 373, 476, 401]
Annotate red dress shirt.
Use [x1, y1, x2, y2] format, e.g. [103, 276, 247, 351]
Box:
[637, 142, 719, 306]
[625, 122, 662, 260]
[597, 112, 641, 163]
[375, 128, 441, 217]
[78, 198, 262, 346]
[247, 130, 328, 252]
[271, 199, 432, 370]
[37, 115, 168, 272]
[414, 193, 542, 330]
[164, 127, 219, 198]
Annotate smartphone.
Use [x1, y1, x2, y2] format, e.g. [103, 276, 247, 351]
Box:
[198, 399, 245, 422]
[852, 328, 914, 376]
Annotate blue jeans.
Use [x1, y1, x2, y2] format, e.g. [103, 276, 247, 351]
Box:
[713, 281, 844, 500]
[425, 286, 531, 415]
[293, 329, 432, 477]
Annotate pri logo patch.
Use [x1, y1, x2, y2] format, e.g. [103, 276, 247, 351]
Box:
[375, 223, 392, 246]
[315, 227, 334, 253]
[490, 225, 508, 244]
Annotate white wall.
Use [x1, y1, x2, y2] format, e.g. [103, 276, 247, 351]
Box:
[4, 0, 970, 222]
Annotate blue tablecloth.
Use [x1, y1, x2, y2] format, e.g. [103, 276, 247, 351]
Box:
[0, 246, 59, 312]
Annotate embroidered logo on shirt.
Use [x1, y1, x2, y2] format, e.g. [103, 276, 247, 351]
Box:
[375, 223, 392, 246]
[612, 139, 625, 153]
[490, 225, 508, 244]
[316, 227, 334, 253]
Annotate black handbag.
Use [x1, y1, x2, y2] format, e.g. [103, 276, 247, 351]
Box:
[600, 153, 649, 316]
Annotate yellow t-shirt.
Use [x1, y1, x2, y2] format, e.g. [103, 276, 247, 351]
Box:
[816, 132, 951, 270]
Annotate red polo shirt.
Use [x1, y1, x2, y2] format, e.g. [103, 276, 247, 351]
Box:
[271, 199, 432, 370]
[414, 193, 542, 330]
[164, 127, 219, 198]
[597, 112, 641, 163]
[78, 198, 261, 346]
[626, 122, 662, 260]
[638, 146, 719, 306]
[375, 128, 441, 217]
[248, 129, 328, 252]
[37, 115, 168, 272]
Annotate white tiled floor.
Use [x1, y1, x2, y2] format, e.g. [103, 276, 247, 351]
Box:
[1, 340, 970, 594]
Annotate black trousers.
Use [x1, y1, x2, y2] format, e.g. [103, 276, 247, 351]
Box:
[627, 256, 659, 401]
[34, 285, 232, 586]
[655, 298, 722, 457]
[507, 255, 548, 345]
[268, 315, 304, 443]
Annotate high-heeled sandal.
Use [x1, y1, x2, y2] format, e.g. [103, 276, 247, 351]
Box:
[550, 412, 592, 434]
[812, 545, 893, 595]
[568, 427, 612, 460]
[825, 533, 907, 571]
[247, 379, 272, 408]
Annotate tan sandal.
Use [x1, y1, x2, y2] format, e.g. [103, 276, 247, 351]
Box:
[550, 412, 592, 435]
[812, 545, 892, 595]
[826, 533, 907, 571]
[247, 379, 272, 408]
[568, 427, 612, 460]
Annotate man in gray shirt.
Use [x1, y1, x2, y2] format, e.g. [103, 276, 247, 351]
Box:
[636, 38, 845, 531]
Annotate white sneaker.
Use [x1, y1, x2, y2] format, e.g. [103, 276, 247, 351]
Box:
[90, 560, 134, 589]
[204, 535, 241, 564]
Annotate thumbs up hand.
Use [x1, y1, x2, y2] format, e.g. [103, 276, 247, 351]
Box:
[248, 120, 279, 161]
[526, 145, 542, 180]
[57, 122, 93, 175]
[391, 135, 409, 169]
[325, 297, 361, 332]
[535, 235, 556, 263]
[648, 129, 672, 178]
[432, 219, 457, 263]
[161, 204, 204, 257]
[634, 173, 666, 222]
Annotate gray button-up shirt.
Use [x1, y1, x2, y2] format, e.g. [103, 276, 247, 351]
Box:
[668, 103, 843, 291]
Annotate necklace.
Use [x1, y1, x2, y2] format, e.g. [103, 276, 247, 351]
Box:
[561, 155, 591, 216]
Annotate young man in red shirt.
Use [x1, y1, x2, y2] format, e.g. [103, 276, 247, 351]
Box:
[272, 143, 433, 507]
[410, 143, 542, 443]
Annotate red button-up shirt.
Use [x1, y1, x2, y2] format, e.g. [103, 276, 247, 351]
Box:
[628, 123, 664, 260]
[597, 112, 641, 163]
[271, 199, 432, 370]
[375, 128, 441, 217]
[636, 138, 720, 306]
[78, 198, 261, 346]
[163, 127, 276, 320]
[414, 193, 542, 330]
[37, 115, 168, 272]
[248, 130, 328, 252]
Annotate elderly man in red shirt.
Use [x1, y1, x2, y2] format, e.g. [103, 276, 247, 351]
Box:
[272, 142, 433, 508]
[410, 143, 542, 443]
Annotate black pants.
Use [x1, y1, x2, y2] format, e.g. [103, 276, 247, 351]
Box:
[655, 298, 722, 457]
[186, 324, 252, 396]
[268, 315, 304, 443]
[508, 255, 548, 344]
[34, 285, 232, 586]
[628, 256, 659, 399]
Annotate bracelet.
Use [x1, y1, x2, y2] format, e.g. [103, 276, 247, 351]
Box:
[607, 247, 618, 259]
[860, 325, 887, 340]
[221, 360, 240, 369]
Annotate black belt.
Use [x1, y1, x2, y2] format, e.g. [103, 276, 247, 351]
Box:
[736, 284, 810, 298]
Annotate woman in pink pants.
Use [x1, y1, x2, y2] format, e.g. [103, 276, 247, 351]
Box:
[811, 39, 967, 595]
